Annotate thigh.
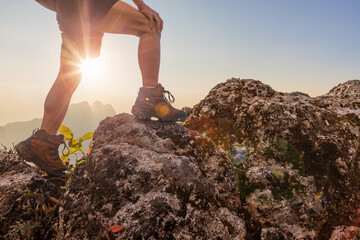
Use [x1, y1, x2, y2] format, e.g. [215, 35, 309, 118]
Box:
[95, 1, 151, 37]
[60, 32, 104, 61]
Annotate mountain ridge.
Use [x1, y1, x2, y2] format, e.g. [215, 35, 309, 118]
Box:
[0, 100, 116, 149]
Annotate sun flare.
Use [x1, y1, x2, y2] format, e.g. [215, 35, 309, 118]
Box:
[79, 58, 104, 77]
[77, 55, 111, 90]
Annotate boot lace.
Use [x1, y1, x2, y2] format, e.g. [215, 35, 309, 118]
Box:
[61, 142, 71, 156]
[163, 89, 175, 104]
[32, 128, 39, 134]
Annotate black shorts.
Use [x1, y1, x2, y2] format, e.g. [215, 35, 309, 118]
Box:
[56, 0, 118, 59]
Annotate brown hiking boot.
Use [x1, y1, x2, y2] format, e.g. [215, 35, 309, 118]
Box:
[131, 84, 187, 122]
[15, 129, 68, 176]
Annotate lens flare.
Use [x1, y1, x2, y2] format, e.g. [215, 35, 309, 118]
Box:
[79, 58, 102, 77]
[186, 116, 218, 143]
[155, 102, 170, 117]
[77, 55, 110, 90]
[228, 144, 248, 166]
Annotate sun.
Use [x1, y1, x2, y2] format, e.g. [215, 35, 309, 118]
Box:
[76, 54, 111, 90]
[79, 58, 104, 78]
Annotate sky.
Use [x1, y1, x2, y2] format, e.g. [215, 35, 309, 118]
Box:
[0, 0, 359, 125]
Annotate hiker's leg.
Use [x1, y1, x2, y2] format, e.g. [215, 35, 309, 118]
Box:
[40, 43, 83, 135]
[96, 1, 161, 87]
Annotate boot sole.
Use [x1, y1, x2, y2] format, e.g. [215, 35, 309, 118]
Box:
[131, 106, 186, 122]
[15, 141, 66, 177]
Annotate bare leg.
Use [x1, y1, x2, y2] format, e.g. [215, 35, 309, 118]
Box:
[40, 44, 82, 135]
[96, 1, 161, 87]
[41, 1, 162, 134]
[138, 31, 161, 87]
[96, 2, 186, 121]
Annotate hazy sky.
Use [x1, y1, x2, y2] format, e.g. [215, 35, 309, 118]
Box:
[0, 0, 359, 125]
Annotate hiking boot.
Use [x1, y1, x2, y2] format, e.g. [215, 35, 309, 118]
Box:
[15, 129, 68, 176]
[131, 84, 187, 122]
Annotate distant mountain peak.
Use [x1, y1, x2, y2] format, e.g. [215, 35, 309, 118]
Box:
[91, 100, 116, 119]
[70, 101, 92, 108]
[326, 80, 360, 97]
[91, 100, 104, 108]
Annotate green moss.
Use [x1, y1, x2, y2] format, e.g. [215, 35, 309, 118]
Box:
[260, 137, 305, 176]
[352, 102, 360, 108]
[340, 116, 360, 126]
[311, 102, 322, 109]
[9, 221, 41, 233]
[230, 137, 304, 201]
[235, 168, 254, 199]
[235, 166, 302, 202]
[270, 167, 302, 201]
[271, 168, 285, 179]
[1, 183, 20, 198]
[284, 141, 305, 176]
[268, 90, 276, 97]
[22, 192, 43, 199]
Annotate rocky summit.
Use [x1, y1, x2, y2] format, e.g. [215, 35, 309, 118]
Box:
[1, 78, 360, 239]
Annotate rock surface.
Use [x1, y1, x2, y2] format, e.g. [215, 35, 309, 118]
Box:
[0, 152, 64, 239]
[56, 114, 246, 239]
[1, 78, 360, 239]
[329, 225, 360, 240]
[186, 78, 360, 239]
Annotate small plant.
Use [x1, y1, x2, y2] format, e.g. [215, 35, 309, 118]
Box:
[9, 221, 40, 234]
[0, 143, 15, 154]
[58, 125, 93, 166]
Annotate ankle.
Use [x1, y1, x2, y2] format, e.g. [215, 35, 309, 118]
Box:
[143, 82, 159, 88]
[39, 128, 57, 136]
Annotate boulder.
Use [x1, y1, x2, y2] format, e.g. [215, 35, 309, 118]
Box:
[56, 114, 246, 239]
[186, 78, 360, 239]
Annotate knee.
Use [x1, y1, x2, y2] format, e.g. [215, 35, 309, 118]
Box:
[139, 27, 162, 39]
[137, 18, 163, 38]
